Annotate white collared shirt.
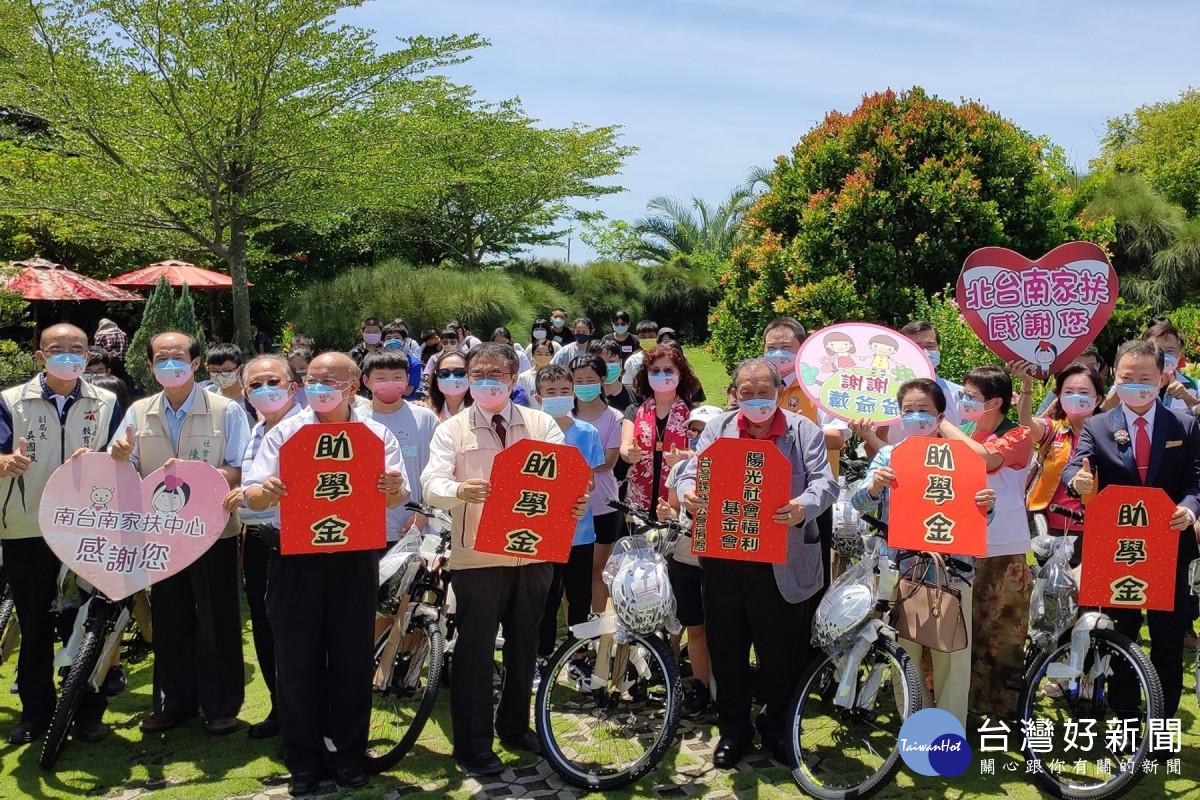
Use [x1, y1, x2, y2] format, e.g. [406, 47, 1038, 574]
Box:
[1122, 401, 1157, 445]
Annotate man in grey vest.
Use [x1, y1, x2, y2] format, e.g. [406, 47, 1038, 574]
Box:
[110, 331, 250, 735]
[1, 323, 122, 744]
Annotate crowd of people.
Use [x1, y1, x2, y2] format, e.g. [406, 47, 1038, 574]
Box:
[1, 307, 1198, 795]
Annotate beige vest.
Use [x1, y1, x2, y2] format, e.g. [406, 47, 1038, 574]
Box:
[131, 388, 240, 539]
[1, 376, 119, 540]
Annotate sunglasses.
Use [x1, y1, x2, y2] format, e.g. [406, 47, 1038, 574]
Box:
[246, 378, 286, 390]
[437, 367, 468, 379]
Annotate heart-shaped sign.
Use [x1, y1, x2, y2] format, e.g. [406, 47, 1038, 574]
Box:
[956, 242, 1118, 380]
[38, 452, 230, 601]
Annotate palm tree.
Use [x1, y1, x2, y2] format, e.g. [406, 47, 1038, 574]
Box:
[1085, 173, 1200, 309]
[632, 187, 756, 264]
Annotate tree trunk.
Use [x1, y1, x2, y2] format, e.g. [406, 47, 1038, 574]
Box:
[228, 215, 252, 357]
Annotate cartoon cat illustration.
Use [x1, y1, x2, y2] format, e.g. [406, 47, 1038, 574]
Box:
[90, 486, 114, 511]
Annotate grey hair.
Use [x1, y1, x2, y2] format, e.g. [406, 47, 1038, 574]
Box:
[244, 353, 295, 382]
[732, 357, 783, 389]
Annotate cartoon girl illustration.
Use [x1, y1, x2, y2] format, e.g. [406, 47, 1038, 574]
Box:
[151, 475, 191, 515]
[820, 332, 857, 373]
[1032, 341, 1057, 378]
[863, 334, 899, 376]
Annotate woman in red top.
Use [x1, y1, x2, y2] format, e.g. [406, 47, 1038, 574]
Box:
[619, 346, 701, 518]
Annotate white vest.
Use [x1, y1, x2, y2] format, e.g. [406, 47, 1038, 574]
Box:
[0, 376, 118, 540]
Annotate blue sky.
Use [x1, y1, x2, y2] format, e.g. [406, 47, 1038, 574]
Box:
[348, 0, 1199, 262]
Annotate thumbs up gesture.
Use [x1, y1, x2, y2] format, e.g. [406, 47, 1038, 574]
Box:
[3, 437, 31, 477]
[110, 425, 136, 462]
[1070, 456, 1094, 497]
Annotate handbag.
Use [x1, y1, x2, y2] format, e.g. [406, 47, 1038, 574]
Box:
[894, 553, 968, 653]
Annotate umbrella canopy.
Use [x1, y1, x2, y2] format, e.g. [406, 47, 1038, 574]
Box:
[5, 257, 144, 302]
[107, 259, 247, 289]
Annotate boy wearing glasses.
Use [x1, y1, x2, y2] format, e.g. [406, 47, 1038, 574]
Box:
[422, 343, 589, 776]
[204, 342, 255, 424]
[1, 324, 123, 745]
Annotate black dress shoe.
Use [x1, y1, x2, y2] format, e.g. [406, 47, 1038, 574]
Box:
[287, 772, 321, 795]
[712, 736, 750, 768]
[7, 721, 46, 745]
[498, 729, 543, 755]
[765, 736, 793, 766]
[73, 720, 108, 744]
[333, 763, 368, 788]
[248, 716, 280, 739]
[454, 750, 504, 775]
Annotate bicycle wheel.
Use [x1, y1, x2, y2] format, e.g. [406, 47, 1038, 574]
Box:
[536, 631, 682, 790]
[364, 615, 443, 774]
[39, 611, 108, 769]
[0, 584, 15, 660]
[1019, 627, 1164, 800]
[788, 637, 922, 800]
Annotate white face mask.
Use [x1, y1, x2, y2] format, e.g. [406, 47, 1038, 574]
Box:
[210, 371, 240, 389]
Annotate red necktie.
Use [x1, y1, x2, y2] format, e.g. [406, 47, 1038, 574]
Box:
[1134, 416, 1149, 484]
[492, 413, 507, 447]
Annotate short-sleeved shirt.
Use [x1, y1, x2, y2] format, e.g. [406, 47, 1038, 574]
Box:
[963, 420, 1033, 473]
[562, 418, 605, 546]
[576, 406, 622, 516]
[664, 459, 699, 567]
[365, 402, 440, 539]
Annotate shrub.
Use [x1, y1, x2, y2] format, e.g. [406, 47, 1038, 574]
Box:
[571, 260, 645, 329]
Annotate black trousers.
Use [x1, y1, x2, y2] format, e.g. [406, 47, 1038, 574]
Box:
[450, 562, 553, 757]
[3, 537, 106, 728]
[1108, 529, 1197, 717]
[702, 558, 813, 743]
[149, 535, 243, 719]
[266, 548, 378, 775]
[242, 530, 276, 715]
[538, 543, 595, 657]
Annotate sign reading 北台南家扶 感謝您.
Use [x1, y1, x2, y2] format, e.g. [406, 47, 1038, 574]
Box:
[1080, 485, 1178, 611]
[475, 439, 591, 563]
[956, 242, 1118, 380]
[39, 452, 230, 601]
[691, 437, 791, 563]
[795, 322, 934, 424]
[279, 423, 386, 555]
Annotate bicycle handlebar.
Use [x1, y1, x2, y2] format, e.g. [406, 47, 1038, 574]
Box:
[862, 512, 971, 577]
[1048, 504, 1085, 525]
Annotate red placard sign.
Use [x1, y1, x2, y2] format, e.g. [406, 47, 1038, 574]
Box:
[887, 439, 988, 557]
[475, 439, 590, 564]
[279, 423, 386, 555]
[1079, 486, 1178, 611]
[692, 437, 791, 563]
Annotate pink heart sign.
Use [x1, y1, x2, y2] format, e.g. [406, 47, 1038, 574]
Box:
[956, 242, 1118, 380]
[38, 452, 230, 601]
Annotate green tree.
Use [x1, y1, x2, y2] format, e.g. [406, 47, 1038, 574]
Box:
[632, 189, 755, 264]
[127, 277, 178, 390]
[0, 0, 482, 354]
[711, 87, 1084, 369]
[1097, 89, 1200, 216]
[174, 283, 208, 359]
[570, 260, 645, 325]
[643, 252, 720, 342]
[370, 91, 635, 266]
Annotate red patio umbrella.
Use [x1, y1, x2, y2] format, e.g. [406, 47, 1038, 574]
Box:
[6, 256, 144, 302]
[107, 259, 249, 289]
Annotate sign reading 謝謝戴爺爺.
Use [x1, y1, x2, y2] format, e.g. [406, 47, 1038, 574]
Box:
[279, 423, 386, 555]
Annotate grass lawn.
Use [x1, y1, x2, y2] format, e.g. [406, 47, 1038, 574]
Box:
[682, 346, 730, 405]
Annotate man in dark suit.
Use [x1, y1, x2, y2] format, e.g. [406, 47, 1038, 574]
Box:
[1064, 339, 1200, 716]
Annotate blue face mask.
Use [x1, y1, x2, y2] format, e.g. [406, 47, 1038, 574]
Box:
[958, 397, 985, 421]
[44, 352, 86, 380]
[605, 363, 622, 384]
[925, 349, 941, 369]
[382, 338, 405, 350]
[574, 333, 591, 346]
[540, 395, 575, 419]
[765, 349, 794, 370]
[1115, 383, 1157, 407]
[613, 324, 629, 335]
[573, 384, 603, 402]
[687, 436, 699, 450]
[900, 412, 939, 437]
[437, 375, 469, 396]
[1164, 353, 1179, 374]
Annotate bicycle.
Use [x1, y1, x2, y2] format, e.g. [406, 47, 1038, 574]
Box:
[39, 582, 146, 769]
[787, 512, 973, 800]
[1017, 504, 1164, 800]
[364, 501, 452, 773]
[0, 555, 18, 666]
[534, 498, 684, 790]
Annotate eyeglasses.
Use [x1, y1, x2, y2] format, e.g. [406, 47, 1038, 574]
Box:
[247, 378, 286, 390]
[208, 368, 239, 376]
[649, 368, 678, 377]
[304, 377, 352, 388]
[436, 367, 468, 379]
[44, 346, 88, 356]
[468, 370, 511, 381]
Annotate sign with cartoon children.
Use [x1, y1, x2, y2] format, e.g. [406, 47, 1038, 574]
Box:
[1079, 486, 1179, 611]
[475, 439, 591, 563]
[279, 423, 387, 555]
[39, 452, 230, 601]
[956, 242, 1118, 380]
[796, 322, 934, 424]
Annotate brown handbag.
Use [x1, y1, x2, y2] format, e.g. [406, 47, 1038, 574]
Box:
[894, 553, 968, 653]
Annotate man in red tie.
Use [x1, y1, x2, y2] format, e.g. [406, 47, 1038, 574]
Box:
[1066, 339, 1200, 716]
